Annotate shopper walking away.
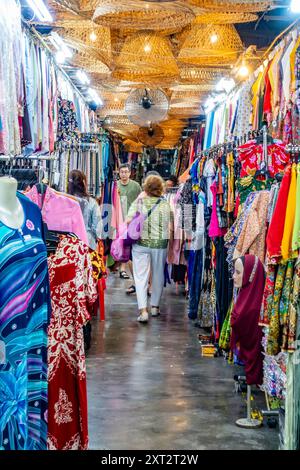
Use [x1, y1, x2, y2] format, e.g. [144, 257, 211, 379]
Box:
[68, 170, 102, 250]
[126, 175, 173, 323]
[117, 163, 142, 288]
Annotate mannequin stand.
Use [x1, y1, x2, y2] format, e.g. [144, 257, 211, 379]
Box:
[236, 385, 262, 429]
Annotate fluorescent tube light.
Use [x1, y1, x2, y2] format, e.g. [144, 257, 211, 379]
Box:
[27, 0, 53, 22]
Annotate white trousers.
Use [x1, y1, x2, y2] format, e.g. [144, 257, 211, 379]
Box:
[132, 244, 167, 310]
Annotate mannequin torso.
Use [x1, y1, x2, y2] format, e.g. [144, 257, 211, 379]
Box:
[0, 176, 25, 229]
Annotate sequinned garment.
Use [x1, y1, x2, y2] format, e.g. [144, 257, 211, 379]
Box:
[0, 193, 50, 450]
[47, 236, 97, 450]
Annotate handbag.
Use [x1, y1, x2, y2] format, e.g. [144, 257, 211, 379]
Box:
[110, 197, 163, 262]
[124, 197, 163, 246]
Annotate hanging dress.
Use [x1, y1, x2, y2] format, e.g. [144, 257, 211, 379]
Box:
[47, 236, 97, 450]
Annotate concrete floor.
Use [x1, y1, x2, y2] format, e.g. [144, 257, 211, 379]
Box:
[86, 274, 278, 450]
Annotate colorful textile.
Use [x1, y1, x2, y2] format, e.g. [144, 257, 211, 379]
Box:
[281, 163, 297, 260]
[219, 300, 233, 351]
[292, 163, 300, 251]
[267, 264, 287, 356]
[281, 260, 295, 351]
[0, 193, 50, 450]
[47, 235, 97, 450]
[285, 257, 300, 352]
[238, 141, 289, 178]
[260, 264, 277, 326]
[266, 165, 291, 260]
[233, 190, 270, 264]
[25, 186, 88, 245]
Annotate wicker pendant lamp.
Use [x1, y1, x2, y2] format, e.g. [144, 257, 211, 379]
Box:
[72, 54, 111, 75]
[193, 11, 258, 24]
[113, 32, 179, 82]
[58, 21, 112, 66]
[178, 23, 243, 66]
[187, 0, 274, 12]
[179, 66, 225, 84]
[92, 0, 195, 33]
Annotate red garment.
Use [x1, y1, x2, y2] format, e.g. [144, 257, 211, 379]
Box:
[263, 64, 272, 119]
[266, 165, 291, 260]
[231, 255, 265, 386]
[238, 140, 289, 178]
[47, 236, 98, 450]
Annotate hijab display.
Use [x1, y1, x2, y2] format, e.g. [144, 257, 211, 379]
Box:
[231, 254, 265, 386]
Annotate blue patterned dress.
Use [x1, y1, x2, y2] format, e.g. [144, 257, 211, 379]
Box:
[0, 192, 50, 450]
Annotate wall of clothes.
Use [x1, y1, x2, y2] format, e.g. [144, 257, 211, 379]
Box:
[203, 26, 300, 149]
[170, 26, 300, 451]
[0, 0, 96, 159]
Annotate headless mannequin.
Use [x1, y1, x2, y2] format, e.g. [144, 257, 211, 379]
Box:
[0, 176, 24, 230]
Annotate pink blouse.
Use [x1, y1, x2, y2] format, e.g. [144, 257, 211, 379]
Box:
[25, 186, 88, 245]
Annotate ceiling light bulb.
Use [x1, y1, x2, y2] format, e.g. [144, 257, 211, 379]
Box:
[291, 0, 300, 13]
[90, 31, 97, 42]
[27, 0, 53, 22]
[114, 97, 119, 102]
[144, 44, 151, 53]
[210, 34, 218, 44]
[238, 64, 249, 78]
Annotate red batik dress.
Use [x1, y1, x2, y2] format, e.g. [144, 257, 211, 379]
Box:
[47, 236, 97, 450]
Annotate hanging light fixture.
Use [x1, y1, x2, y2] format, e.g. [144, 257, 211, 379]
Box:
[291, 0, 300, 13]
[238, 62, 250, 78]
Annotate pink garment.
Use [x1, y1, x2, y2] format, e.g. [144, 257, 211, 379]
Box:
[111, 181, 124, 231]
[25, 185, 88, 244]
[209, 182, 226, 238]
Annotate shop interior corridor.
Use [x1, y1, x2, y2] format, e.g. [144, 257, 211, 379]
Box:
[87, 275, 278, 451]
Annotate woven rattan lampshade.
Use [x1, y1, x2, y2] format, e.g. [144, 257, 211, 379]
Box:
[59, 21, 112, 66]
[72, 54, 111, 75]
[178, 23, 243, 66]
[92, 0, 195, 33]
[123, 139, 144, 153]
[179, 66, 225, 84]
[193, 11, 258, 24]
[113, 33, 179, 82]
[188, 0, 274, 12]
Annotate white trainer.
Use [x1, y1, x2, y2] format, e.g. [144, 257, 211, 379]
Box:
[137, 312, 149, 323]
[151, 307, 160, 317]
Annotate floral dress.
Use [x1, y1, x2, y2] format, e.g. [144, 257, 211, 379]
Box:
[47, 236, 97, 450]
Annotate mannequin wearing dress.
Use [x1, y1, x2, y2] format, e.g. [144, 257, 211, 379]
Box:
[0, 176, 24, 229]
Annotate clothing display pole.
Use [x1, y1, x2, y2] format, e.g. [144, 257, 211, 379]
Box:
[236, 385, 262, 429]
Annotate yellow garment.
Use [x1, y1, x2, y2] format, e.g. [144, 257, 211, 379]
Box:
[281, 164, 297, 261]
[290, 36, 300, 92]
[251, 71, 264, 129]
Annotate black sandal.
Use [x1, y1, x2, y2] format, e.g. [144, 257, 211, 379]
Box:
[120, 271, 130, 279]
[126, 285, 136, 295]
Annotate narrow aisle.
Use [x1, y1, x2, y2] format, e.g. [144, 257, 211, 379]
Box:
[87, 276, 278, 450]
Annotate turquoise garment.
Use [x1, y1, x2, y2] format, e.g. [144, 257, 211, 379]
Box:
[0, 193, 50, 450]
